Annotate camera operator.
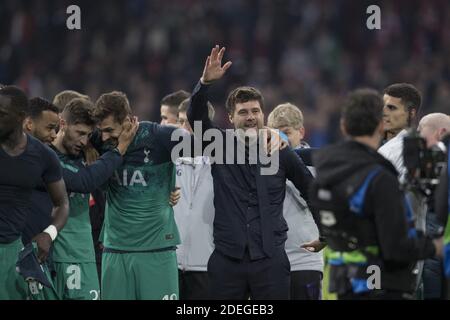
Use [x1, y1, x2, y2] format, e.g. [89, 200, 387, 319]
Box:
[310, 89, 442, 300]
[434, 133, 449, 298]
[416, 114, 450, 299]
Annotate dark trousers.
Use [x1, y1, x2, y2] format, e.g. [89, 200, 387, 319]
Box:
[178, 270, 210, 300]
[423, 257, 445, 299]
[290, 270, 322, 300]
[208, 248, 290, 300]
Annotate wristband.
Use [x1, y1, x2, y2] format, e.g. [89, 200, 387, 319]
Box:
[43, 225, 58, 241]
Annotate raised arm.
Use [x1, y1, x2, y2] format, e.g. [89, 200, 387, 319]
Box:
[187, 45, 232, 131]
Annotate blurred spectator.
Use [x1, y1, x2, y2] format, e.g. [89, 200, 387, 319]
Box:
[1, 0, 449, 146]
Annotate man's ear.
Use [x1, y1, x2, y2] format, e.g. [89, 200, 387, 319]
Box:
[438, 127, 447, 140]
[409, 108, 417, 121]
[228, 113, 234, 125]
[23, 117, 33, 132]
[59, 118, 66, 131]
[299, 126, 305, 140]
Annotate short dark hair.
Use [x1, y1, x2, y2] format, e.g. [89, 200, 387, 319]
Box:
[178, 98, 215, 121]
[226, 86, 264, 115]
[29, 97, 59, 119]
[62, 98, 95, 126]
[0, 85, 29, 114]
[342, 88, 383, 137]
[93, 91, 131, 123]
[383, 83, 422, 113]
[53, 90, 90, 113]
[161, 90, 191, 112]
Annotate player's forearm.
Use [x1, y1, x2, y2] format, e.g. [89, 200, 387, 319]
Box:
[50, 203, 69, 232]
[64, 151, 122, 193]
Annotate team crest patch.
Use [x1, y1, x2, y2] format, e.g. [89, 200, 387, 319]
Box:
[144, 148, 150, 163]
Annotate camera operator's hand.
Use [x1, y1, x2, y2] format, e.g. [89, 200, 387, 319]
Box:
[433, 236, 444, 257]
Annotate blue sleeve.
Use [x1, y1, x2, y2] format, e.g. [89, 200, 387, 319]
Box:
[41, 146, 63, 184]
[62, 151, 123, 193]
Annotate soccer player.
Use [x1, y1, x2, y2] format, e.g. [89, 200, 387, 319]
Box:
[379, 83, 422, 180]
[160, 90, 190, 126]
[0, 86, 69, 299]
[53, 90, 90, 114]
[22, 97, 60, 245]
[53, 90, 104, 280]
[93, 91, 184, 300]
[378, 83, 426, 297]
[49, 98, 137, 300]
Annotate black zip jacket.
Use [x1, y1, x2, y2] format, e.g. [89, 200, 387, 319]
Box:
[313, 140, 436, 293]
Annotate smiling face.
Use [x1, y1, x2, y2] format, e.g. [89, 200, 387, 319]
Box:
[229, 100, 264, 133]
[97, 114, 125, 148]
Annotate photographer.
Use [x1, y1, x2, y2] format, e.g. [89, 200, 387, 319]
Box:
[310, 89, 441, 300]
[416, 114, 450, 299]
[434, 134, 449, 298]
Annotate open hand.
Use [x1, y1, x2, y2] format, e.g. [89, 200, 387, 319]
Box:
[200, 45, 232, 85]
[117, 116, 139, 155]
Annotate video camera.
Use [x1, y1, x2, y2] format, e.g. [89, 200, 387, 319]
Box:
[403, 129, 446, 196]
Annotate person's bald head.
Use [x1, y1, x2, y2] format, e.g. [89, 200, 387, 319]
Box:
[418, 113, 450, 148]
